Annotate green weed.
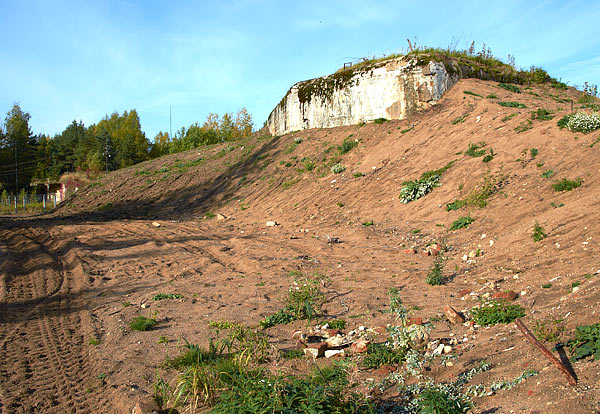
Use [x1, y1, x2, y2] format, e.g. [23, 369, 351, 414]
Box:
[470, 300, 525, 326]
[463, 90, 482, 97]
[130, 316, 157, 331]
[464, 142, 487, 157]
[399, 161, 454, 203]
[338, 137, 358, 154]
[540, 169, 554, 178]
[565, 323, 600, 361]
[153, 293, 183, 301]
[450, 216, 474, 231]
[532, 223, 547, 242]
[426, 256, 445, 286]
[498, 101, 527, 108]
[373, 118, 388, 124]
[552, 178, 583, 191]
[498, 83, 521, 93]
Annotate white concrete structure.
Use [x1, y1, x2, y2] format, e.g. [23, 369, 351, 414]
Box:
[267, 57, 458, 136]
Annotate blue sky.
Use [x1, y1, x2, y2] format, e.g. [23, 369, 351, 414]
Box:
[1, 0, 599, 141]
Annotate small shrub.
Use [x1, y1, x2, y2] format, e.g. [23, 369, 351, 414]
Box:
[88, 337, 100, 346]
[450, 216, 473, 231]
[353, 172, 365, 178]
[498, 101, 527, 108]
[326, 319, 347, 330]
[531, 108, 554, 121]
[482, 152, 494, 163]
[204, 212, 216, 219]
[501, 113, 517, 122]
[566, 111, 600, 133]
[362, 343, 406, 369]
[486, 93, 498, 99]
[426, 256, 445, 286]
[514, 119, 533, 133]
[362, 220, 374, 227]
[557, 114, 571, 129]
[417, 387, 471, 414]
[463, 90, 482, 97]
[278, 348, 305, 360]
[338, 137, 358, 154]
[153, 293, 183, 301]
[540, 169, 554, 179]
[331, 162, 345, 174]
[302, 157, 315, 171]
[294, 137, 303, 144]
[398, 161, 454, 203]
[470, 300, 525, 326]
[498, 83, 521, 93]
[565, 323, 600, 362]
[552, 178, 583, 191]
[130, 316, 157, 331]
[541, 283, 552, 289]
[373, 118, 388, 124]
[464, 142, 487, 157]
[451, 114, 467, 125]
[532, 223, 547, 242]
[445, 199, 465, 211]
[530, 148, 538, 158]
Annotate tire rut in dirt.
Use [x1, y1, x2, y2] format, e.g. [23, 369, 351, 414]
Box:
[0, 230, 112, 414]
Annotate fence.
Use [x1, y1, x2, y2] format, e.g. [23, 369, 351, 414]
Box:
[0, 192, 59, 215]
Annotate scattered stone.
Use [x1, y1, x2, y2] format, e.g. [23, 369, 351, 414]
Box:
[572, 286, 580, 293]
[216, 214, 226, 221]
[325, 328, 342, 338]
[351, 340, 369, 353]
[459, 289, 472, 297]
[493, 290, 517, 301]
[132, 400, 160, 414]
[433, 343, 445, 356]
[443, 345, 453, 354]
[140, 303, 149, 309]
[324, 349, 345, 358]
[325, 336, 347, 348]
[443, 305, 465, 324]
[407, 317, 423, 326]
[305, 342, 328, 358]
[358, 326, 366, 331]
[151, 221, 161, 228]
[468, 250, 477, 258]
[445, 361, 454, 367]
[291, 330, 304, 340]
[462, 254, 468, 261]
[425, 243, 442, 256]
[402, 249, 417, 254]
[266, 221, 278, 227]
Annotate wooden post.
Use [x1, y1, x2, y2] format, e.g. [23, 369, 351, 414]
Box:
[514, 318, 577, 386]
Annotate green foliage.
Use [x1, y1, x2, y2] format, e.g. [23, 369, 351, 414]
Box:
[497, 83, 521, 93]
[552, 178, 583, 191]
[331, 162, 345, 174]
[463, 90, 482, 97]
[445, 199, 465, 211]
[482, 153, 494, 163]
[565, 323, 600, 362]
[373, 118, 388, 124]
[417, 387, 471, 414]
[130, 316, 157, 331]
[338, 136, 358, 154]
[362, 220, 374, 227]
[540, 169, 554, 178]
[451, 114, 467, 125]
[399, 161, 454, 203]
[498, 101, 527, 108]
[531, 108, 554, 121]
[0, 104, 35, 191]
[426, 256, 445, 286]
[514, 119, 533, 133]
[449, 216, 474, 231]
[153, 293, 183, 301]
[464, 142, 487, 157]
[362, 343, 406, 369]
[326, 319, 347, 330]
[565, 111, 600, 133]
[260, 276, 326, 328]
[486, 93, 498, 99]
[501, 113, 517, 122]
[302, 157, 315, 171]
[557, 114, 571, 129]
[88, 337, 100, 346]
[470, 300, 525, 326]
[532, 223, 547, 242]
[353, 172, 365, 178]
[541, 283, 552, 288]
[278, 348, 305, 360]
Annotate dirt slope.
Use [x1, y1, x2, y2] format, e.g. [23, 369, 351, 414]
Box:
[1, 79, 599, 413]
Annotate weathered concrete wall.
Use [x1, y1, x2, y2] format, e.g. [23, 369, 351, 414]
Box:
[267, 57, 458, 136]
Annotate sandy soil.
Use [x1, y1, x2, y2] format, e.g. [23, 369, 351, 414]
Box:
[1, 79, 599, 413]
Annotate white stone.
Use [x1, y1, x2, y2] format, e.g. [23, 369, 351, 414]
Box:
[266, 221, 278, 227]
[324, 349, 345, 358]
[152, 221, 161, 227]
[433, 343, 445, 356]
[443, 345, 453, 354]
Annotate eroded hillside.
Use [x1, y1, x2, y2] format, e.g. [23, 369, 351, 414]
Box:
[1, 78, 599, 413]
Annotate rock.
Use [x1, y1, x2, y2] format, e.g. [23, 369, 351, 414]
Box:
[462, 254, 468, 261]
[468, 250, 477, 258]
[445, 361, 454, 367]
[324, 349, 345, 358]
[151, 221, 161, 227]
[325, 329, 342, 338]
[572, 286, 580, 293]
[132, 401, 160, 414]
[216, 214, 226, 221]
[432, 343, 445, 356]
[358, 326, 366, 331]
[407, 317, 423, 326]
[351, 340, 370, 353]
[425, 244, 442, 256]
[325, 336, 347, 348]
[402, 249, 417, 254]
[266, 221, 278, 227]
[492, 290, 517, 301]
[459, 289, 472, 297]
[140, 303, 149, 309]
[307, 341, 328, 358]
[443, 305, 465, 324]
[443, 345, 453, 354]
[291, 330, 304, 340]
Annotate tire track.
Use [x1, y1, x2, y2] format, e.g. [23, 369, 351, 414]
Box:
[0, 229, 112, 413]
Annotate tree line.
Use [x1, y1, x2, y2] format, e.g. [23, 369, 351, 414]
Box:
[0, 103, 254, 192]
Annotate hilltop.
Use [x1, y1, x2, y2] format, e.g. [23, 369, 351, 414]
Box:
[1, 76, 599, 413]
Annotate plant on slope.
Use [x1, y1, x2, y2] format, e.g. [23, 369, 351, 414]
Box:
[470, 300, 524, 326]
[566, 111, 600, 133]
[399, 161, 454, 203]
[449, 216, 474, 231]
[565, 323, 600, 362]
[532, 222, 547, 242]
[130, 316, 157, 331]
[552, 178, 583, 191]
[426, 255, 445, 286]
